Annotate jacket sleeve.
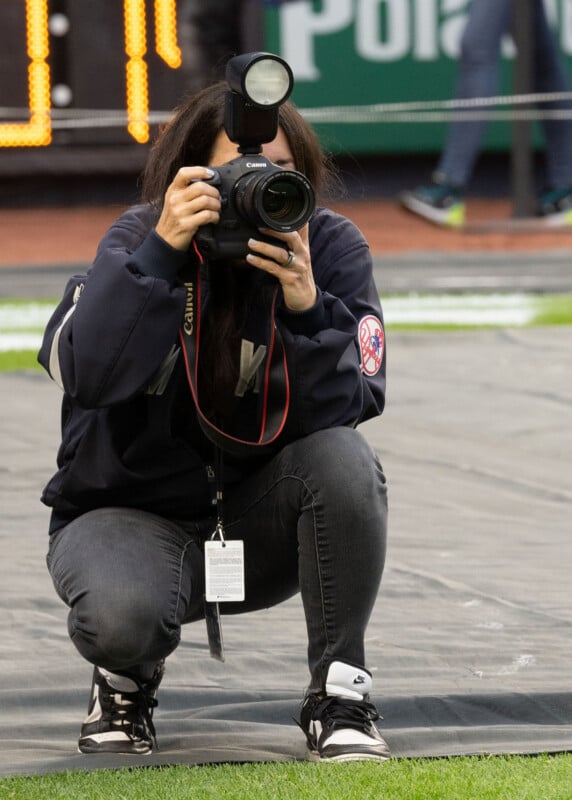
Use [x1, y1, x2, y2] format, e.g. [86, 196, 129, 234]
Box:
[277, 208, 386, 436]
[38, 205, 188, 407]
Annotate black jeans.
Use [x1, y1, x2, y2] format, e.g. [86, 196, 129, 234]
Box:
[47, 427, 388, 692]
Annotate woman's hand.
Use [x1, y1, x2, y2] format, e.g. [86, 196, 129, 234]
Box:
[155, 167, 221, 252]
[246, 225, 317, 312]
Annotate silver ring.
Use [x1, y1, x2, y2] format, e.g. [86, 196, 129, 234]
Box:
[284, 250, 295, 267]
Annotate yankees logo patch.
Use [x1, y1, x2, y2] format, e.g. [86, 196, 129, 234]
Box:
[359, 315, 384, 376]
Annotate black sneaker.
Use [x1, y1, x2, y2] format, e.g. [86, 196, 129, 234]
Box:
[538, 186, 572, 226]
[299, 661, 390, 762]
[400, 181, 465, 228]
[78, 663, 164, 755]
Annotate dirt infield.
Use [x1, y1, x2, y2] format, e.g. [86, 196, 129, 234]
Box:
[2, 199, 572, 267]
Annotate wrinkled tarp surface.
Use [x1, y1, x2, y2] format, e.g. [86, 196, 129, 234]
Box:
[1, 327, 571, 775]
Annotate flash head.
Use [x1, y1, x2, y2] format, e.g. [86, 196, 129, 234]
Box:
[225, 52, 293, 107]
[224, 52, 294, 152]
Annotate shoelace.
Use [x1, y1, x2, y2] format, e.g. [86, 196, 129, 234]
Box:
[100, 678, 159, 749]
[312, 696, 381, 734]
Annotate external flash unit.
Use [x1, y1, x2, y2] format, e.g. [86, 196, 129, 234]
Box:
[224, 52, 294, 152]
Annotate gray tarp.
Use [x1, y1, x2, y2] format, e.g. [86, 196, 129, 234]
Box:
[1, 327, 571, 775]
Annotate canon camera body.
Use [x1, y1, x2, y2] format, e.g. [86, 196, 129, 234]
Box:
[196, 153, 315, 260]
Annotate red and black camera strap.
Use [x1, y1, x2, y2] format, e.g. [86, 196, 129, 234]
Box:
[178, 252, 291, 458]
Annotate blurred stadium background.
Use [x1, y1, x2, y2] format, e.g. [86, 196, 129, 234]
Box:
[2, 0, 572, 349]
[3, 0, 572, 209]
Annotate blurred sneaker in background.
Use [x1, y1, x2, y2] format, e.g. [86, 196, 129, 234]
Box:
[400, 179, 465, 228]
[538, 186, 572, 226]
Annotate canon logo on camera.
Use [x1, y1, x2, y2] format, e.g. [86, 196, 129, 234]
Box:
[245, 162, 267, 168]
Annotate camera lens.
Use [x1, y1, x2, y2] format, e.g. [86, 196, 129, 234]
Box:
[236, 169, 315, 232]
[261, 179, 304, 222]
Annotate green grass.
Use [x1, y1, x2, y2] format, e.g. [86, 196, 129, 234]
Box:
[531, 292, 572, 326]
[0, 349, 40, 371]
[2, 754, 572, 799]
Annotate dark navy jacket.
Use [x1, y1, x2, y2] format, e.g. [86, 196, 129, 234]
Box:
[38, 204, 386, 532]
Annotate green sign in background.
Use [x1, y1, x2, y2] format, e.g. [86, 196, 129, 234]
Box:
[264, 0, 570, 156]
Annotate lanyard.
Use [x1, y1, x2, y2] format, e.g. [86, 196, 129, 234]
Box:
[204, 448, 246, 662]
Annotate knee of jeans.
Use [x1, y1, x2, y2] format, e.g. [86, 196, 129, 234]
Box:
[68, 590, 179, 670]
[295, 428, 385, 499]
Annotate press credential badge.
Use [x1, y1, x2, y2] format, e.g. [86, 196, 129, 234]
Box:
[205, 539, 245, 602]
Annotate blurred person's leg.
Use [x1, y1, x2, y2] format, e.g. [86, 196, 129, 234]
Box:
[178, 0, 265, 92]
[179, 0, 243, 91]
[240, 0, 265, 53]
[435, 0, 512, 187]
[401, 0, 511, 226]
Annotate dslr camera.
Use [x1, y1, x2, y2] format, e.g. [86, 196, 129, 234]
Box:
[195, 52, 315, 261]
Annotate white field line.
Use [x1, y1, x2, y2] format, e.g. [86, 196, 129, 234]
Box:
[0, 303, 54, 329]
[0, 333, 44, 352]
[0, 303, 54, 352]
[382, 293, 536, 326]
[0, 295, 538, 352]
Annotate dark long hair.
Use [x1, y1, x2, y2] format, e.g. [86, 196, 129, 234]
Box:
[141, 82, 334, 205]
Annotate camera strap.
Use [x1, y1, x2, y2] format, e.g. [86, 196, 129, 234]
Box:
[178, 251, 290, 456]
